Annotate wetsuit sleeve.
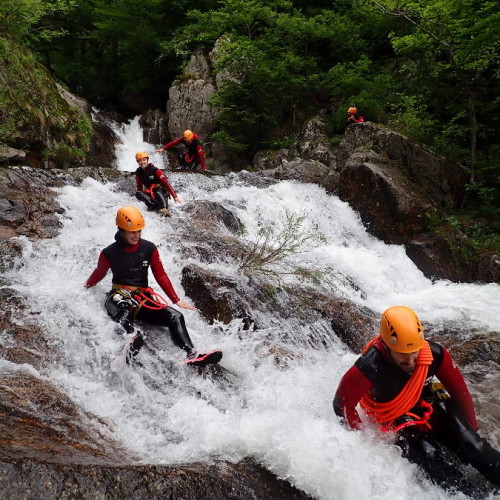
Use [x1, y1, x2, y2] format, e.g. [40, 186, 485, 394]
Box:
[162, 138, 183, 150]
[136, 174, 143, 191]
[353, 116, 364, 123]
[333, 365, 372, 430]
[150, 248, 180, 304]
[85, 251, 111, 288]
[196, 144, 206, 170]
[155, 170, 177, 198]
[436, 348, 478, 430]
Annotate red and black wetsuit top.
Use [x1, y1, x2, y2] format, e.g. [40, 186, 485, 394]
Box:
[135, 163, 178, 198]
[347, 114, 364, 124]
[162, 134, 206, 170]
[333, 339, 477, 430]
[85, 234, 180, 304]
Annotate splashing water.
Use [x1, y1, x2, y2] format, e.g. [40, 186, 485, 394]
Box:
[3, 118, 499, 500]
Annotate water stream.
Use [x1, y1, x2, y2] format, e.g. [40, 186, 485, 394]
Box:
[3, 116, 499, 500]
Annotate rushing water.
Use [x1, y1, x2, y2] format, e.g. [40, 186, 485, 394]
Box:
[3, 117, 499, 500]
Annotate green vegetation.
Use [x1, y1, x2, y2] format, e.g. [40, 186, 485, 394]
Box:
[0, 35, 92, 164]
[0, 0, 497, 238]
[237, 211, 325, 283]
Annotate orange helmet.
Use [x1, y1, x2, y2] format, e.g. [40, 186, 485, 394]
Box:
[135, 151, 149, 162]
[379, 306, 425, 353]
[183, 129, 194, 141]
[116, 206, 145, 231]
[347, 107, 357, 114]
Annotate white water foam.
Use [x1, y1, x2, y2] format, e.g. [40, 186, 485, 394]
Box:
[2, 118, 499, 500]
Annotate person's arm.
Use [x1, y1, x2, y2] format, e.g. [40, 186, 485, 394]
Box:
[150, 249, 196, 310]
[150, 249, 179, 303]
[156, 137, 182, 152]
[436, 348, 478, 430]
[155, 170, 180, 202]
[196, 144, 206, 170]
[85, 251, 111, 288]
[353, 115, 364, 123]
[333, 365, 372, 430]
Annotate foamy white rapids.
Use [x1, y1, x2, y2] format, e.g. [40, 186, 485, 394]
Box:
[3, 119, 499, 500]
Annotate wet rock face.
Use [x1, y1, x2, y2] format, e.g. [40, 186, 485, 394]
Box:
[139, 109, 169, 145]
[337, 122, 469, 209]
[0, 459, 313, 500]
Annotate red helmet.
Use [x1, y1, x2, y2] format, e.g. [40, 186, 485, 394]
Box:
[347, 107, 357, 114]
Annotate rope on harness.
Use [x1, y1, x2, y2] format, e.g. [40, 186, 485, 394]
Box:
[143, 183, 160, 199]
[112, 284, 169, 311]
[359, 336, 433, 427]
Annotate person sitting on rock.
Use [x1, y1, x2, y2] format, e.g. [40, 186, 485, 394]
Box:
[333, 305, 500, 493]
[135, 151, 181, 217]
[156, 129, 206, 171]
[85, 206, 221, 367]
[346, 107, 364, 124]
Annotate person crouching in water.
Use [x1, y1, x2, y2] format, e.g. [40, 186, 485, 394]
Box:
[155, 129, 206, 171]
[85, 206, 212, 365]
[135, 151, 181, 217]
[333, 306, 500, 493]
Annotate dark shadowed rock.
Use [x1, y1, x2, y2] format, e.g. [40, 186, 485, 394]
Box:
[139, 109, 169, 145]
[339, 151, 437, 245]
[182, 264, 258, 328]
[0, 458, 313, 500]
[337, 122, 469, 208]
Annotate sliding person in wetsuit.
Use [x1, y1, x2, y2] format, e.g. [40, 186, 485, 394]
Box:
[155, 129, 206, 171]
[333, 306, 500, 493]
[135, 151, 181, 217]
[85, 206, 222, 367]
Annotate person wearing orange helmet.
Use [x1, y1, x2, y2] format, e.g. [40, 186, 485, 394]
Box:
[134, 151, 181, 217]
[85, 206, 222, 367]
[333, 306, 499, 492]
[155, 129, 206, 171]
[346, 106, 364, 124]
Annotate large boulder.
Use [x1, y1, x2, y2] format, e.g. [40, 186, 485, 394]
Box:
[337, 122, 469, 208]
[167, 50, 218, 140]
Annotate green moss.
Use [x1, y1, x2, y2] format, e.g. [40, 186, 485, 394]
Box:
[0, 36, 92, 165]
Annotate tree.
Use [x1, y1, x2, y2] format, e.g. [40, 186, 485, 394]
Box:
[367, 0, 500, 185]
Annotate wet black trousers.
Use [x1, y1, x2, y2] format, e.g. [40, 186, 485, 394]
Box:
[105, 295, 194, 353]
[135, 189, 168, 211]
[397, 399, 500, 494]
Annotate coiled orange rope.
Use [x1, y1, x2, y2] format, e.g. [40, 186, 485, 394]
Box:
[359, 336, 433, 424]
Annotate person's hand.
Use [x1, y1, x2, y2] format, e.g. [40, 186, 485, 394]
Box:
[174, 300, 197, 311]
[174, 196, 181, 203]
[155, 148, 164, 153]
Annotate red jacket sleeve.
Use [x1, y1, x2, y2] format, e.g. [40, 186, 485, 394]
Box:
[436, 348, 478, 430]
[85, 251, 111, 288]
[333, 365, 373, 430]
[150, 248, 180, 304]
[155, 170, 177, 198]
[162, 137, 183, 150]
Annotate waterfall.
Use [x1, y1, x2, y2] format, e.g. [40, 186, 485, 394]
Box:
[3, 117, 499, 500]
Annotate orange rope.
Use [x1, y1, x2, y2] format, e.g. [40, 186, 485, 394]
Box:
[359, 336, 433, 424]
